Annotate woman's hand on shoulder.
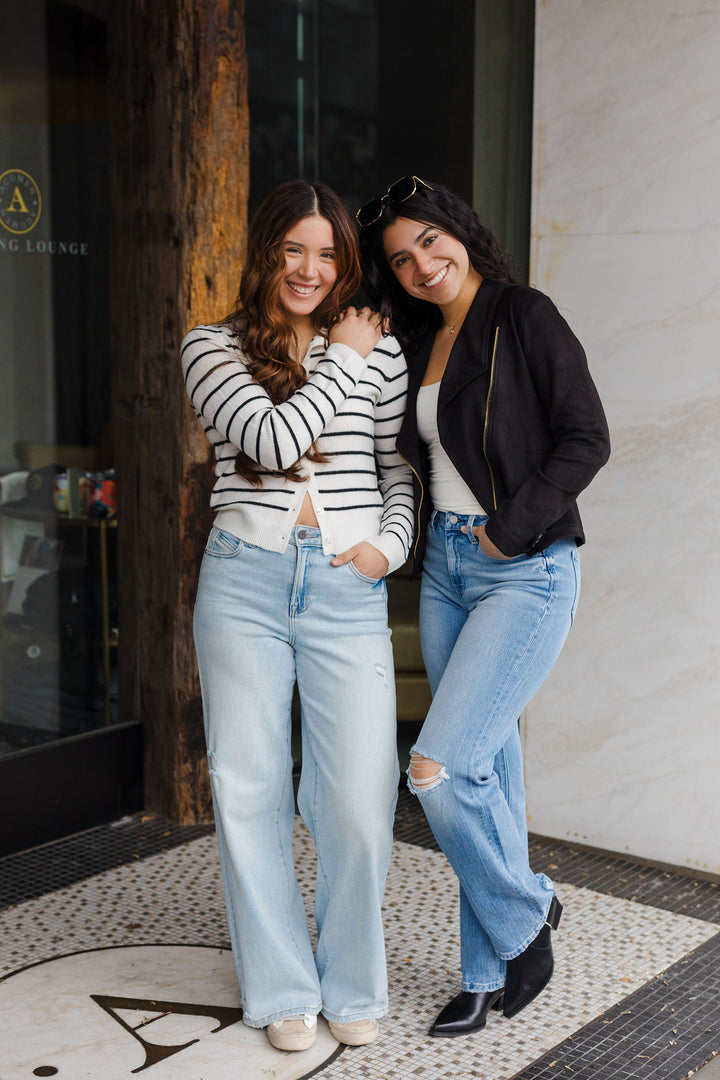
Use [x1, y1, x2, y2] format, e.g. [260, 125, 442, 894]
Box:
[329, 306, 385, 358]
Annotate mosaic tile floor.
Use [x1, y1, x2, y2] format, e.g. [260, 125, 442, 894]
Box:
[1, 791, 719, 1080]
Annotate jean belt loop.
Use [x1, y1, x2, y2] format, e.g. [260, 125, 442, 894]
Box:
[467, 514, 478, 545]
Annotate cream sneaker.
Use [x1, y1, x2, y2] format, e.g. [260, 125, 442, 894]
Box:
[328, 1017, 379, 1045]
[266, 1014, 317, 1051]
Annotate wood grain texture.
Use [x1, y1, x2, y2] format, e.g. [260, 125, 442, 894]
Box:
[109, 0, 249, 821]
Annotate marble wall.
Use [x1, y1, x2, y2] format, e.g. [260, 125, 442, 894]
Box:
[523, 0, 720, 874]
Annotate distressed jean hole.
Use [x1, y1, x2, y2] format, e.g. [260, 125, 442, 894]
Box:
[408, 753, 447, 792]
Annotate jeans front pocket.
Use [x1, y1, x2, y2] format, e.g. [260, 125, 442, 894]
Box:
[569, 547, 581, 626]
[204, 525, 249, 558]
[346, 560, 386, 587]
[476, 545, 528, 565]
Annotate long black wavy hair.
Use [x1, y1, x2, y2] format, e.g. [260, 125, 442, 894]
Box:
[359, 180, 520, 350]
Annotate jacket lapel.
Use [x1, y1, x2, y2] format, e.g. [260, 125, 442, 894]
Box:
[439, 280, 505, 407]
[397, 280, 507, 460]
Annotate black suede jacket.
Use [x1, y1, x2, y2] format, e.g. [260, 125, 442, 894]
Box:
[395, 280, 611, 573]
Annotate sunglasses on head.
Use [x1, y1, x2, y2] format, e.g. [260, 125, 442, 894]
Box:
[355, 175, 434, 228]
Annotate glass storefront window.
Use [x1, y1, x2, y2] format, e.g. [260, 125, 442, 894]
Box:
[246, 0, 532, 272]
[0, 0, 116, 758]
[246, 0, 477, 213]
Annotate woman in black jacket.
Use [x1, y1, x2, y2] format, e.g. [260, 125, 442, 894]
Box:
[358, 178, 610, 1037]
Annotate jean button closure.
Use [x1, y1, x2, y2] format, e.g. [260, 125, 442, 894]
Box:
[449, 514, 458, 524]
[297, 529, 307, 539]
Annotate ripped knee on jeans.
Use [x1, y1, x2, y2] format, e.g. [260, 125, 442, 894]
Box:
[408, 752, 448, 794]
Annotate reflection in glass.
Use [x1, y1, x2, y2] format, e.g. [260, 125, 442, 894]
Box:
[0, 0, 115, 758]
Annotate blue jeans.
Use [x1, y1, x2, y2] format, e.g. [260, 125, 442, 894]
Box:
[193, 525, 399, 1027]
[411, 511, 581, 992]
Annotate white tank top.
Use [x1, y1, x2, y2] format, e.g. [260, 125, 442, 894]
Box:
[416, 382, 486, 514]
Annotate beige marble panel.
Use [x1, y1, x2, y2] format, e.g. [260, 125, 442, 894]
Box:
[528, 0, 720, 872]
[532, 0, 720, 236]
[524, 229, 720, 873]
[532, 229, 720, 428]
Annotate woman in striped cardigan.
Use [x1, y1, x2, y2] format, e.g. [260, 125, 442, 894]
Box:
[181, 180, 413, 1053]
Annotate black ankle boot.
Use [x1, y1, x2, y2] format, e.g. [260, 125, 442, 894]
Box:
[503, 895, 562, 1019]
[429, 988, 505, 1037]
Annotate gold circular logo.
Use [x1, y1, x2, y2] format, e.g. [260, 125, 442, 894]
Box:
[0, 169, 42, 234]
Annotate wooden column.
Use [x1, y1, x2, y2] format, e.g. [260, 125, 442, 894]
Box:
[109, 0, 249, 820]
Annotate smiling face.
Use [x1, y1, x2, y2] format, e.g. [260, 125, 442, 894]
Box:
[382, 216, 481, 309]
[278, 214, 338, 326]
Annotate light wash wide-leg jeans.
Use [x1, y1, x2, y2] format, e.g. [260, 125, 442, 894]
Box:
[412, 511, 581, 992]
[194, 524, 399, 1028]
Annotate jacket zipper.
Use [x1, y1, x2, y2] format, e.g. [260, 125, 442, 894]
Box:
[483, 326, 500, 511]
[397, 449, 424, 559]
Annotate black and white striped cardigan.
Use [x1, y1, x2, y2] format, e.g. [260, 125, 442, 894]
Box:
[181, 323, 414, 572]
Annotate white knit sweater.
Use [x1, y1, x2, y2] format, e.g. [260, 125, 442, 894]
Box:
[181, 323, 414, 573]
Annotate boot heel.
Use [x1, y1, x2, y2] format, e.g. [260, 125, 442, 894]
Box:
[545, 895, 562, 930]
[503, 895, 563, 1019]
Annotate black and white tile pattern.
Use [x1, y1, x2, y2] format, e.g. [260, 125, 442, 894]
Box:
[1, 791, 719, 1080]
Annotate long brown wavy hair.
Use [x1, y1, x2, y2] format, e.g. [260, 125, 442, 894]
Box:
[226, 180, 362, 484]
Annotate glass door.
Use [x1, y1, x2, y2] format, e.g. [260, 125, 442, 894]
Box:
[0, 0, 141, 855]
